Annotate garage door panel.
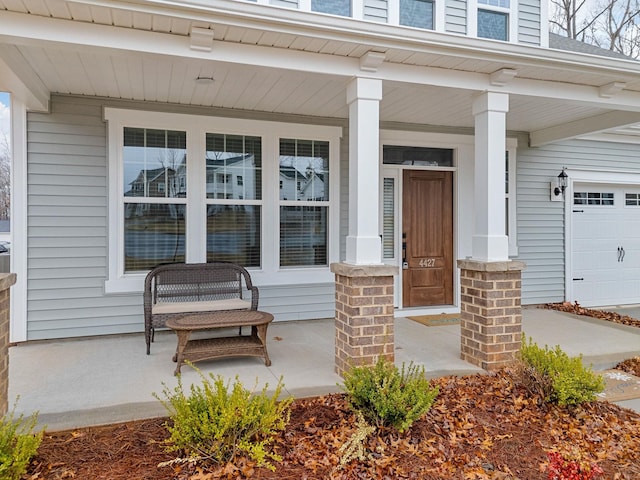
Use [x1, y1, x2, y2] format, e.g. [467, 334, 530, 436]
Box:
[571, 184, 640, 307]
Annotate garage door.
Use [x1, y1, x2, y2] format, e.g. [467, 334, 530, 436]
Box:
[571, 184, 640, 307]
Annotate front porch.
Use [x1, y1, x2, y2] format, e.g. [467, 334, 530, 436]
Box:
[9, 307, 640, 432]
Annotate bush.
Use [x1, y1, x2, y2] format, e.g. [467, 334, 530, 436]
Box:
[341, 357, 439, 433]
[0, 401, 43, 480]
[155, 369, 293, 470]
[546, 450, 603, 480]
[519, 335, 605, 407]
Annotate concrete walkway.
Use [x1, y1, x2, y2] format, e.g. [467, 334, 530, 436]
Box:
[8, 306, 640, 431]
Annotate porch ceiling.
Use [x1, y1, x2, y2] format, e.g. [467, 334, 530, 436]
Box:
[2, 0, 640, 138]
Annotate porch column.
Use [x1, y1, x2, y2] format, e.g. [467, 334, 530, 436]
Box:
[332, 77, 397, 377]
[345, 77, 382, 265]
[0, 273, 16, 416]
[471, 91, 509, 262]
[460, 91, 524, 371]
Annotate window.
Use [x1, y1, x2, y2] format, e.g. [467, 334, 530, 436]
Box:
[105, 109, 341, 292]
[478, 9, 508, 40]
[122, 127, 187, 272]
[383, 145, 453, 166]
[279, 139, 330, 267]
[312, 0, 350, 16]
[205, 133, 262, 266]
[625, 193, 640, 206]
[400, 0, 434, 30]
[574, 192, 614, 206]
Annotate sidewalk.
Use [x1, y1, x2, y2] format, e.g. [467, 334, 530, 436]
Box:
[8, 306, 640, 431]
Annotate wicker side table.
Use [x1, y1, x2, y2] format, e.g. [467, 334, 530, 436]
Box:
[166, 310, 273, 375]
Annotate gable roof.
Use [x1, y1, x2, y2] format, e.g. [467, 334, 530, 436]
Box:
[548, 33, 634, 61]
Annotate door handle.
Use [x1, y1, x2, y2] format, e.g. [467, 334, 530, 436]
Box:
[621, 246, 625, 262]
[402, 233, 408, 270]
[618, 246, 621, 262]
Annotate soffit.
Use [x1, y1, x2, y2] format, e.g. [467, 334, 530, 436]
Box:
[0, 0, 638, 134]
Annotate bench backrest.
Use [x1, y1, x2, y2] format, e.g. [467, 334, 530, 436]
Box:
[144, 262, 255, 305]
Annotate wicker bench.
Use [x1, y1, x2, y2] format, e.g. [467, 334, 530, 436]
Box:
[143, 262, 258, 355]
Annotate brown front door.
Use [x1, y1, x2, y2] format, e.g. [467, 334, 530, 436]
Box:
[402, 170, 453, 307]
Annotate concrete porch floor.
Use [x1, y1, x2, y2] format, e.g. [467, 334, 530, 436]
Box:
[8, 306, 640, 431]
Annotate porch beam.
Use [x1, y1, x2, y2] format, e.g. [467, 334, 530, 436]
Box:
[530, 110, 640, 147]
[4, 12, 640, 112]
[471, 91, 509, 262]
[0, 45, 49, 112]
[345, 77, 383, 265]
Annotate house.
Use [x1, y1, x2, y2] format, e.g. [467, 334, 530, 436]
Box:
[2, 0, 640, 370]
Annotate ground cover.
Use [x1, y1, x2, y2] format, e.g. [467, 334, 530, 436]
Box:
[24, 364, 640, 480]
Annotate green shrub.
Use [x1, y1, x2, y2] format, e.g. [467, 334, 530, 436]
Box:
[155, 369, 293, 471]
[519, 335, 605, 407]
[341, 357, 439, 433]
[0, 400, 43, 480]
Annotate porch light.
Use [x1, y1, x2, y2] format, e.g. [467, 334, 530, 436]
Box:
[553, 168, 568, 197]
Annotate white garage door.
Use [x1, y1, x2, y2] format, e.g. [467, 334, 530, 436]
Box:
[571, 184, 640, 307]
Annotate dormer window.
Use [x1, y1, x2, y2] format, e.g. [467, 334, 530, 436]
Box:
[400, 0, 434, 30]
[477, 0, 510, 41]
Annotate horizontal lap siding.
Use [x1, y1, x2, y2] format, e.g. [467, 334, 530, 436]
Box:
[445, 0, 467, 35]
[518, 0, 541, 45]
[364, 0, 388, 22]
[26, 94, 340, 340]
[516, 139, 640, 305]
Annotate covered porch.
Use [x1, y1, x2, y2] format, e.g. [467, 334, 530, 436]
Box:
[9, 307, 640, 432]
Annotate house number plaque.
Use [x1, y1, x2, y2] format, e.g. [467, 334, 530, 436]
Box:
[419, 258, 436, 267]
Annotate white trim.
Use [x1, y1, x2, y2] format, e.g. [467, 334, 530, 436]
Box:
[434, 0, 446, 34]
[563, 168, 640, 303]
[539, 0, 549, 48]
[9, 97, 27, 342]
[104, 108, 342, 293]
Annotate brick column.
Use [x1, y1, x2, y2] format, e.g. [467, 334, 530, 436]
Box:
[457, 260, 525, 371]
[0, 273, 17, 416]
[331, 263, 397, 377]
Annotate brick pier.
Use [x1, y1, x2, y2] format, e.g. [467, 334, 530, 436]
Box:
[0, 273, 16, 416]
[457, 260, 525, 371]
[331, 263, 397, 377]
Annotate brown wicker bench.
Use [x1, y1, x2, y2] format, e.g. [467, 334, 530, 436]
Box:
[143, 262, 258, 354]
[166, 310, 273, 375]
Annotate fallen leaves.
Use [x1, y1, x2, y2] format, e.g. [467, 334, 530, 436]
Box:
[544, 301, 640, 329]
[25, 370, 640, 480]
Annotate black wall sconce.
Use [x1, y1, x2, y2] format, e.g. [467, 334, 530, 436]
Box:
[551, 167, 568, 201]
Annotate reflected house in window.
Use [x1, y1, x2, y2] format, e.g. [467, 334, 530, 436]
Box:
[279, 162, 326, 201]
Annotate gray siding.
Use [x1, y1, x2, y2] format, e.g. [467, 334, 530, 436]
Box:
[518, 0, 541, 46]
[516, 139, 640, 305]
[445, 0, 467, 35]
[26, 95, 342, 340]
[270, 0, 299, 8]
[364, 0, 388, 22]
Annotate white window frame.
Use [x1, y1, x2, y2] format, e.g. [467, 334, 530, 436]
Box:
[468, 0, 518, 43]
[104, 108, 341, 293]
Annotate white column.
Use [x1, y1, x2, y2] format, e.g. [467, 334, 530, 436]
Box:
[10, 97, 27, 342]
[345, 77, 383, 265]
[471, 91, 509, 262]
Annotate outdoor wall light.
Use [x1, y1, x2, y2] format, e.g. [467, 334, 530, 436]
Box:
[551, 167, 568, 201]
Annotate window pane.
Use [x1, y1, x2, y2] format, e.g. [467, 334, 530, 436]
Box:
[383, 145, 453, 166]
[312, 0, 350, 16]
[206, 133, 262, 200]
[207, 205, 261, 267]
[478, 0, 509, 7]
[280, 206, 327, 266]
[279, 139, 329, 201]
[123, 128, 187, 198]
[124, 203, 186, 272]
[478, 10, 508, 41]
[400, 0, 434, 29]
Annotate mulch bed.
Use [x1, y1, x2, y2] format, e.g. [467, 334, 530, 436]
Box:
[25, 368, 640, 480]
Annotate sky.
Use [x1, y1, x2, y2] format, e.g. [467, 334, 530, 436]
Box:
[0, 92, 9, 145]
